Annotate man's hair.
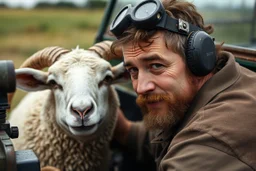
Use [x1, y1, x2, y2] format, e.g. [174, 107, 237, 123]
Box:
[111, 0, 215, 62]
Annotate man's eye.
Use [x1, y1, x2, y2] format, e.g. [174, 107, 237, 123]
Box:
[126, 67, 138, 79]
[127, 67, 138, 74]
[151, 63, 164, 69]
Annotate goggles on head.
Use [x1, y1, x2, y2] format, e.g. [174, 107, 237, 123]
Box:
[110, 0, 202, 38]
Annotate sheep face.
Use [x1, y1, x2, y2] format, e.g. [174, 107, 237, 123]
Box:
[15, 49, 127, 139]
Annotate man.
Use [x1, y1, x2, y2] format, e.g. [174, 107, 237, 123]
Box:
[110, 0, 256, 170]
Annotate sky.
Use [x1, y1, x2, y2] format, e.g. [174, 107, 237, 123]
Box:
[0, 0, 255, 9]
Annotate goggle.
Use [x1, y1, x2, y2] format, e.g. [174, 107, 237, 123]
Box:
[110, 0, 202, 38]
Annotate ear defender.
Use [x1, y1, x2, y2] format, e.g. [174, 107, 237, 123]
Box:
[186, 31, 216, 76]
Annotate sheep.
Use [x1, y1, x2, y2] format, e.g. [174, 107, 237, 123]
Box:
[9, 41, 127, 171]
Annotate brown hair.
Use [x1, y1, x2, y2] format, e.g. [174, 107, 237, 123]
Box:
[111, 0, 217, 62]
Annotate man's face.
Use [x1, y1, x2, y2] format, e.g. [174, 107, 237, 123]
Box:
[123, 32, 198, 130]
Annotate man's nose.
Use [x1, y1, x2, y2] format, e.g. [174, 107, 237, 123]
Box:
[135, 72, 155, 94]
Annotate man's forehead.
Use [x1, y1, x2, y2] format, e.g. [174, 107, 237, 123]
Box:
[123, 32, 164, 50]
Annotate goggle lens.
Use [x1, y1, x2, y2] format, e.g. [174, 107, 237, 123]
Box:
[134, 2, 157, 19]
[112, 6, 129, 28]
[110, 0, 201, 38]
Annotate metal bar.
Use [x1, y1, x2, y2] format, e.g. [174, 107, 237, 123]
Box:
[220, 44, 256, 62]
[250, 0, 256, 43]
[94, 0, 117, 44]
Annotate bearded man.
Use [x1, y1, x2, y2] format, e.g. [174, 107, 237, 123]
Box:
[110, 0, 256, 170]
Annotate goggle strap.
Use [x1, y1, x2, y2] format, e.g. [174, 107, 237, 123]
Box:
[163, 15, 183, 35]
[161, 15, 202, 36]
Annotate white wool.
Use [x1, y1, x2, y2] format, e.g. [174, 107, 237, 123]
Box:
[10, 70, 120, 170]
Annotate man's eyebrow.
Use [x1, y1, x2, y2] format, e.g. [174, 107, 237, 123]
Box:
[123, 61, 131, 67]
[124, 55, 167, 67]
[141, 55, 166, 62]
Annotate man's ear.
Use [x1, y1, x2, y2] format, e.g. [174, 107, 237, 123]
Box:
[111, 62, 130, 84]
[15, 68, 50, 92]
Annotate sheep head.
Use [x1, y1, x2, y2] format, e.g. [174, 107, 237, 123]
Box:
[15, 42, 128, 140]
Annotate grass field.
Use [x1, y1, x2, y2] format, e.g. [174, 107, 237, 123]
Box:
[0, 8, 254, 113]
[197, 7, 254, 46]
[0, 8, 104, 58]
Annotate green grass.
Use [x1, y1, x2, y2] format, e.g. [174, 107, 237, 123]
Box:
[198, 9, 255, 45]
[200, 9, 252, 20]
[0, 9, 104, 56]
[213, 24, 252, 44]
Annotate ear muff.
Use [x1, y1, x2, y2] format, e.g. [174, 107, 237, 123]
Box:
[186, 31, 216, 76]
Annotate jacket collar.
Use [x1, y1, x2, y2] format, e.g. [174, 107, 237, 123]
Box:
[151, 51, 240, 144]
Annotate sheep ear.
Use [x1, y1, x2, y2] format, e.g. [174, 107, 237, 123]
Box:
[111, 62, 130, 84]
[15, 68, 50, 92]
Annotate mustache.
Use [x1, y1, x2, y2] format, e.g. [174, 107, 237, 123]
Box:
[136, 94, 173, 106]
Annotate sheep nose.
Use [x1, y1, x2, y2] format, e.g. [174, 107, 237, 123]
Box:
[71, 105, 93, 118]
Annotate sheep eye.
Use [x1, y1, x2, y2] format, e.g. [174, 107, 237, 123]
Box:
[103, 75, 113, 84]
[99, 75, 113, 87]
[48, 80, 62, 90]
[48, 80, 56, 85]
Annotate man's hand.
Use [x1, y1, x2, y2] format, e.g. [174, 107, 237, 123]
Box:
[114, 108, 132, 145]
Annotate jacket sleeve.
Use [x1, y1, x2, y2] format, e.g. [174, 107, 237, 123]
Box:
[159, 131, 253, 171]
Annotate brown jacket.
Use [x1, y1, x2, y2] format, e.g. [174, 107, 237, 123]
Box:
[127, 51, 256, 171]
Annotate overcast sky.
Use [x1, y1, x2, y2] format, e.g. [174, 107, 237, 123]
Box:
[0, 0, 255, 9]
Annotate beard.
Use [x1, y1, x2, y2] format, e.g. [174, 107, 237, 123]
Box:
[136, 92, 193, 131]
